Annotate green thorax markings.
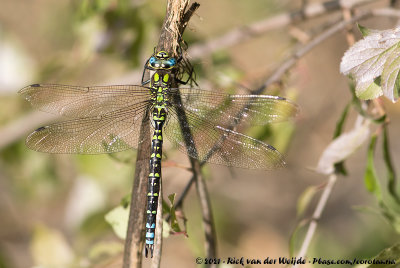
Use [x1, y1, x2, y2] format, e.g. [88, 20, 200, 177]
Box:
[150, 70, 171, 112]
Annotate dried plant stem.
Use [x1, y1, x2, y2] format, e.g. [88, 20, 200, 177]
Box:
[192, 161, 217, 262]
[123, 1, 199, 267]
[123, 111, 150, 268]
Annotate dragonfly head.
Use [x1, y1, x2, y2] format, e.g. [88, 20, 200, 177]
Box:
[148, 51, 177, 70]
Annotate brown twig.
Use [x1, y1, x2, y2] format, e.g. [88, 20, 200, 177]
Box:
[187, 0, 378, 59]
[159, 2, 218, 264]
[123, 111, 150, 268]
[123, 1, 201, 267]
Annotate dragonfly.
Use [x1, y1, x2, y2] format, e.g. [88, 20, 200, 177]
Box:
[19, 50, 298, 257]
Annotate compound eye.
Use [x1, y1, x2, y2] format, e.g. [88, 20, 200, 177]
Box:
[149, 57, 156, 67]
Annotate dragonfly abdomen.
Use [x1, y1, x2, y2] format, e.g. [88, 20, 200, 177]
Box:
[145, 106, 166, 257]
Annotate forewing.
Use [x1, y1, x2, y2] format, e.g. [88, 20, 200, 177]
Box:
[19, 84, 151, 118]
[164, 107, 285, 170]
[169, 88, 298, 127]
[26, 102, 150, 154]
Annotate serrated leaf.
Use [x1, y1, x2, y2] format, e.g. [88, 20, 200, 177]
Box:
[364, 135, 381, 199]
[317, 121, 370, 174]
[105, 205, 129, 239]
[341, 26, 400, 101]
[381, 46, 400, 102]
[367, 243, 400, 268]
[296, 186, 318, 217]
[341, 28, 400, 82]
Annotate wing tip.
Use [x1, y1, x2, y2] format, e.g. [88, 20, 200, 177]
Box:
[25, 125, 52, 152]
[18, 84, 42, 96]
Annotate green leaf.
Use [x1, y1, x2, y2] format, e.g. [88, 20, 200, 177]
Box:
[372, 114, 387, 124]
[162, 194, 182, 233]
[296, 186, 318, 217]
[120, 193, 131, 208]
[333, 103, 351, 175]
[333, 103, 350, 138]
[289, 220, 308, 257]
[367, 243, 400, 268]
[379, 201, 400, 234]
[341, 26, 400, 101]
[168, 193, 176, 205]
[383, 126, 400, 204]
[364, 134, 381, 199]
[356, 77, 383, 100]
[104, 205, 129, 239]
[357, 24, 374, 37]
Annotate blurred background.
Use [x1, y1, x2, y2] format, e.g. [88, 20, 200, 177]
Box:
[1, 0, 400, 267]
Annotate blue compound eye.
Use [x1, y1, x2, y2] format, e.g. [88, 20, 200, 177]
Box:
[166, 58, 176, 67]
[149, 57, 156, 66]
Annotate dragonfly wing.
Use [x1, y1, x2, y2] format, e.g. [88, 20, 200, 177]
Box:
[26, 102, 150, 154]
[169, 88, 298, 127]
[19, 84, 151, 118]
[164, 107, 285, 170]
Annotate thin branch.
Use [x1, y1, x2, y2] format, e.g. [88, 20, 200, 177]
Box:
[191, 159, 217, 264]
[187, 0, 378, 59]
[292, 174, 337, 268]
[123, 111, 150, 268]
[342, 6, 356, 45]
